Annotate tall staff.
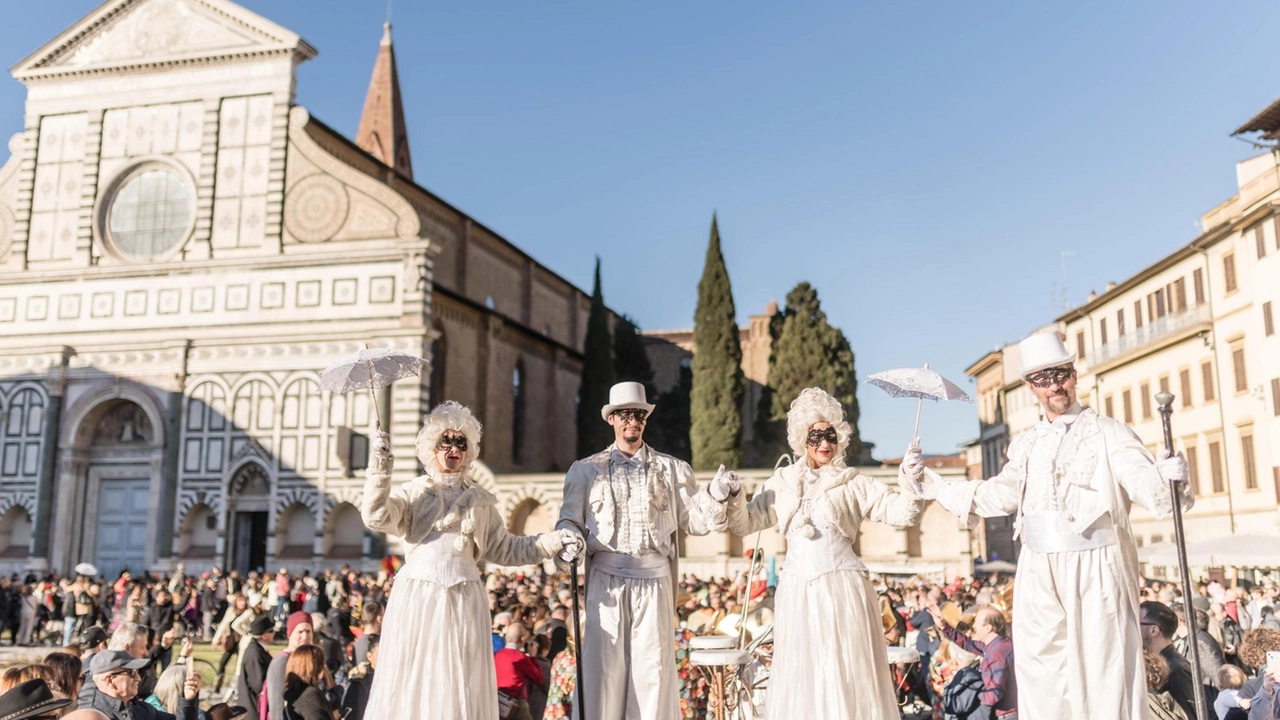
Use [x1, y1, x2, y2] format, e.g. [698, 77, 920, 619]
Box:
[1155, 390, 1206, 720]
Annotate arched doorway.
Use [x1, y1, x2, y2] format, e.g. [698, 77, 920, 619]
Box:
[508, 498, 554, 536]
[0, 506, 32, 559]
[178, 504, 217, 560]
[83, 400, 160, 579]
[226, 462, 270, 575]
[325, 503, 365, 560]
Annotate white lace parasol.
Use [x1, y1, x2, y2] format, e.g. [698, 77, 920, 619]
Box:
[320, 348, 427, 430]
[867, 363, 973, 442]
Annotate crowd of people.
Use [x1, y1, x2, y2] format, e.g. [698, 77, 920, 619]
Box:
[2, 559, 1280, 720]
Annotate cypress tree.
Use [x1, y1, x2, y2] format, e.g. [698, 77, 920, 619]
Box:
[757, 282, 861, 462]
[690, 214, 745, 470]
[576, 258, 616, 456]
[653, 362, 693, 462]
[612, 315, 657, 402]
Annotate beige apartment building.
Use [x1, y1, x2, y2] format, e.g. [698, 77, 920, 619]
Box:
[968, 102, 1280, 569]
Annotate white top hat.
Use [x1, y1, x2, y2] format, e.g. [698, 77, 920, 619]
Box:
[601, 381, 656, 421]
[1018, 331, 1076, 379]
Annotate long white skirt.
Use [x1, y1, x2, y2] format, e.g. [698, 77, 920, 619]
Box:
[768, 569, 900, 720]
[365, 576, 497, 720]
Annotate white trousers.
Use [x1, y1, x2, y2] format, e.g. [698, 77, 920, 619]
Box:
[1014, 546, 1149, 720]
[579, 570, 677, 720]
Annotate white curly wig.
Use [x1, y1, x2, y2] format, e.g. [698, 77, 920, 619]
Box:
[416, 401, 483, 472]
[786, 387, 852, 467]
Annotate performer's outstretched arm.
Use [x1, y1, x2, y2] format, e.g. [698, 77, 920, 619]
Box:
[481, 505, 568, 567]
[920, 437, 1025, 526]
[361, 431, 411, 537]
[721, 470, 780, 537]
[855, 474, 922, 528]
[674, 460, 728, 536]
[1107, 423, 1194, 519]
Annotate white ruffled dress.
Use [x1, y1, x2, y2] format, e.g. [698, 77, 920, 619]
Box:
[724, 463, 921, 720]
[361, 467, 558, 720]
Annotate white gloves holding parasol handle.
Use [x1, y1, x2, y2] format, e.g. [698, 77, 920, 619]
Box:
[899, 443, 940, 500]
[709, 465, 741, 502]
[370, 431, 393, 475]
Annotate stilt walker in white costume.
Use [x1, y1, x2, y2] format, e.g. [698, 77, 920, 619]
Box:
[361, 401, 581, 720]
[904, 331, 1190, 720]
[556, 382, 728, 720]
[707, 387, 923, 720]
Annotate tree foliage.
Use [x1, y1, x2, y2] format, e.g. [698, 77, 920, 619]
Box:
[690, 215, 745, 470]
[576, 258, 616, 456]
[754, 282, 860, 463]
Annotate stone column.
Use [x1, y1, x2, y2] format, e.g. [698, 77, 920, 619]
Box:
[154, 390, 182, 567]
[29, 377, 64, 568]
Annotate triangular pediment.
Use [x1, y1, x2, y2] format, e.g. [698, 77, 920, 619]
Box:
[12, 0, 315, 82]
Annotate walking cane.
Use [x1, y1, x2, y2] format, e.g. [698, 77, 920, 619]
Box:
[1156, 391, 1208, 720]
[570, 558, 586, 720]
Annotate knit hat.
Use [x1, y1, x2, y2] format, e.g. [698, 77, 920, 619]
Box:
[287, 611, 312, 638]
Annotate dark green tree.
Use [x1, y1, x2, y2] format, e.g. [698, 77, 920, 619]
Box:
[652, 361, 693, 462]
[612, 315, 657, 402]
[576, 258, 616, 456]
[755, 282, 860, 463]
[690, 214, 745, 470]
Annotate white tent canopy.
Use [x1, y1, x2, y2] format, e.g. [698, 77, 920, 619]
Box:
[1140, 534, 1280, 568]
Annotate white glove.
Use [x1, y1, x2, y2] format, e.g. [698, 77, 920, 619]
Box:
[709, 465, 741, 502]
[557, 530, 584, 564]
[899, 443, 924, 483]
[916, 467, 942, 500]
[1157, 450, 1188, 484]
[369, 431, 393, 474]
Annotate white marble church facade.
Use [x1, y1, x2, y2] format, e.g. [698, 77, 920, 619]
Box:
[0, 0, 600, 579]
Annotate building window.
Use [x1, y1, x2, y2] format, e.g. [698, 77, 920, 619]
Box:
[1257, 225, 1268, 259]
[1193, 268, 1205, 305]
[1224, 254, 1238, 293]
[512, 361, 526, 465]
[1266, 302, 1275, 337]
[1179, 369, 1192, 408]
[1141, 383, 1152, 420]
[1202, 361, 1216, 402]
[102, 164, 197, 261]
[1159, 375, 1170, 395]
[1100, 318, 1108, 345]
[1117, 309, 1126, 336]
[1274, 467, 1280, 502]
[1233, 345, 1248, 394]
[1134, 300, 1144, 329]
[1173, 278, 1187, 312]
[1105, 396, 1114, 419]
[1208, 441, 1224, 493]
[1243, 434, 1258, 490]
[1273, 378, 1280, 416]
[1076, 331, 1086, 361]
[1186, 445, 1200, 496]
[1122, 389, 1133, 424]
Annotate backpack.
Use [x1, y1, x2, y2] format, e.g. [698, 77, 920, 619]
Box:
[942, 665, 991, 720]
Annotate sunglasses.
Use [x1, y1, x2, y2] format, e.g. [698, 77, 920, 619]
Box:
[807, 427, 839, 447]
[1026, 367, 1075, 389]
[436, 434, 468, 452]
[612, 409, 649, 424]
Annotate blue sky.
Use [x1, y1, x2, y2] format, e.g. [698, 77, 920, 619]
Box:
[4, 1, 1278, 459]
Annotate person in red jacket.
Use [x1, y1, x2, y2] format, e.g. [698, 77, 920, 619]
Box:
[493, 623, 544, 720]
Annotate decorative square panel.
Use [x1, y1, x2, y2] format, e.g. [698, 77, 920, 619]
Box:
[296, 281, 321, 308]
[226, 285, 249, 311]
[333, 279, 357, 306]
[158, 289, 180, 315]
[91, 292, 114, 318]
[26, 296, 48, 321]
[124, 290, 147, 316]
[260, 282, 284, 309]
[192, 287, 214, 313]
[58, 294, 81, 319]
[370, 276, 396, 304]
[0, 298, 15, 323]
